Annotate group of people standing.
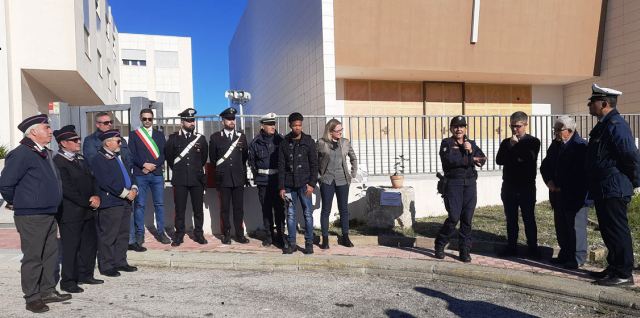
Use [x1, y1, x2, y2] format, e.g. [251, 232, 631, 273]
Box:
[435, 84, 640, 287]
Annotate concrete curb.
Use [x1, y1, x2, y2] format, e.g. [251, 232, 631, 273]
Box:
[128, 250, 640, 315]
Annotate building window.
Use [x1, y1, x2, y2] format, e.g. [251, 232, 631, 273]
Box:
[107, 68, 112, 91]
[155, 51, 179, 68]
[156, 92, 181, 110]
[122, 91, 148, 104]
[122, 59, 146, 66]
[83, 27, 90, 59]
[97, 50, 103, 77]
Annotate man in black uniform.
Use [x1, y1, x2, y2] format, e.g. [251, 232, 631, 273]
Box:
[434, 116, 486, 263]
[53, 125, 103, 293]
[164, 108, 209, 246]
[585, 84, 640, 286]
[209, 107, 250, 244]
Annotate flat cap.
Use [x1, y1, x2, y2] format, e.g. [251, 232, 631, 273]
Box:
[18, 114, 49, 133]
[98, 129, 121, 141]
[589, 83, 622, 101]
[53, 125, 80, 143]
[260, 112, 277, 124]
[219, 107, 237, 120]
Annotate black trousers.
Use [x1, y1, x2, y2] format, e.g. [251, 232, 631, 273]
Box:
[173, 184, 205, 240]
[14, 214, 58, 303]
[218, 186, 244, 236]
[258, 184, 285, 234]
[95, 205, 131, 273]
[595, 197, 633, 278]
[435, 180, 477, 250]
[501, 184, 537, 249]
[59, 216, 98, 288]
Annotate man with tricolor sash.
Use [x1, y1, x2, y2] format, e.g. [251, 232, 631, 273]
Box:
[129, 108, 169, 248]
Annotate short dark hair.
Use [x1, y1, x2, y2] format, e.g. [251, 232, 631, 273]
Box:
[95, 112, 111, 122]
[140, 108, 154, 117]
[288, 112, 303, 124]
[604, 97, 617, 108]
[510, 111, 528, 123]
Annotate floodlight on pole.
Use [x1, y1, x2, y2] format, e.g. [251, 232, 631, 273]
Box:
[225, 90, 251, 131]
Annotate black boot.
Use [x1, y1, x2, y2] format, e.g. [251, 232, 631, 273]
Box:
[262, 230, 273, 247]
[434, 245, 445, 259]
[320, 235, 329, 249]
[222, 230, 231, 245]
[459, 248, 472, 263]
[340, 235, 354, 247]
[303, 241, 314, 255]
[283, 242, 296, 254]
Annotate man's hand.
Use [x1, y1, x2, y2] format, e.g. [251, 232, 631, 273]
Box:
[510, 135, 519, 145]
[473, 156, 486, 166]
[5, 204, 13, 211]
[634, 187, 640, 195]
[126, 189, 138, 201]
[463, 141, 472, 154]
[279, 189, 286, 200]
[305, 185, 314, 197]
[89, 196, 101, 209]
[143, 163, 156, 172]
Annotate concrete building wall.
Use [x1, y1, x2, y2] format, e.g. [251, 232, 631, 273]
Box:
[0, 0, 11, 147]
[119, 33, 194, 117]
[229, 0, 327, 115]
[564, 0, 640, 114]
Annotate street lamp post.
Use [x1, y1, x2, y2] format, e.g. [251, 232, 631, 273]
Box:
[225, 90, 251, 132]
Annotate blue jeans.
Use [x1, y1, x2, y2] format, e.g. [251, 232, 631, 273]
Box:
[320, 182, 350, 237]
[130, 174, 165, 244]
[286, 186, 314, 245]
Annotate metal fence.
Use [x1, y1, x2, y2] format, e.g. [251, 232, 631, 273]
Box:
[155, 114, 640, 177]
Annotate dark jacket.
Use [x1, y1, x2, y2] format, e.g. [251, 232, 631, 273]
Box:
[278, 132, 319, 190]
[439, 137, 486, 183]
[84, 130, 132, 170]
[540, 132, 588, 213]
[495, 134, 541, 188]
[90, 148, 137, 209]
[248, 130, 283, 186]
[317, 137, 358, 184]
[209, 130, 249, 188]
[129, 127, 166, 176]
[585, 109, 640, 199]
[165, 130, 208, 187]
[0, 138, 62, 215]
[54, 151, 99, 223]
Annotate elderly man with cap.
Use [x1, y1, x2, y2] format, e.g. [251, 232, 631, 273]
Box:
[585, 84, 640, 286]
[53, 125, 103, 293]
[0, 114, 71, 313]
[164, 108, 209, 246]
[83, 111, 132, 170]
[248, 113, 285, 247]
[433, 115, 486, 263]
[90, 129, 139, 277]
[209, 107, 250, 244]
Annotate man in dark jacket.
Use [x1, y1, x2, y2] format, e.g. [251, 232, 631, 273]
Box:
[278, 112, 319, 255]
[496, 111, 541, 258]
[0, 114, 71, 313]
[248, 112, 285, 247]
[53, 125, 104, 293]
[129, 108, 170, 249]
[91, 129, 139, 277]
[209, 107, 249, 244]
[164, 108, 209, 246]
[585, 84, 640, 286]
[540, 116, 588, 269]
[83, 111, 131, 170]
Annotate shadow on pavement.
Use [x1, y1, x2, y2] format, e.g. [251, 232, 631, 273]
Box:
[384, 309, 417, 318]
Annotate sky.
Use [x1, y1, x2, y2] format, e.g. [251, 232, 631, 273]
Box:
[109, 0, 248, 115]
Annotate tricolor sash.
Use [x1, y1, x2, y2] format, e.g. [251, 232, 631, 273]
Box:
[135, 127, 160, 160]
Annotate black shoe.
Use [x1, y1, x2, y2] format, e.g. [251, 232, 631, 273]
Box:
[320, 235, 329, 249]
[459, 249, 472, 263]
[549, 257, 566, 264]
[25, 300, 49, 313]
[262, 235, 273, 247]
[41, 291, 72, 303]
[128, 243, 147, 252]
[222, 235, 232, 245]
[157, 233, 172, 244]
[589, 269, 612, 279]
[283, 243, 296, 254]
[78, 277, 104, 285]
[303, 242, 314, 255]
[434, 246, 445, 259]
[498, 247, 518, 257]
[340, 235, 354, 248]
[115, 265, 138, 272]
[171, 241, 182, 247]
[594, 275, 634, 287]
[273, 234, 285, 248]
[101, 269, 121, 277]
[527, 247, 541, 260]
[235, 236, 250, 244]
[194, 236, 208, 244]
[61, 285, 84, 293]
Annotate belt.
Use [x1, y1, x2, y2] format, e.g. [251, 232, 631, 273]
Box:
[258, 169, 278, 175]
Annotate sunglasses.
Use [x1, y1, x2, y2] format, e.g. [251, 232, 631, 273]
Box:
[68, 138, 81, 143]
[182, 118, 195, 123]
[98, 120, 113, 125]
[141, 117, 154, 122]
[452, 125, 466, 129]
[332, 129, 344, 133]
[510, 124, 524, 129]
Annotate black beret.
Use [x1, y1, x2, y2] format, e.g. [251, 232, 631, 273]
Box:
[98, 129, 121, 141]
[178, 108, 197, 119]
[219, 107, 237, 120]
[288, 112, 303, 123]
[18, 114, 49, 133]
[53, 125, 80, 143]
[450, 115, 467, 127]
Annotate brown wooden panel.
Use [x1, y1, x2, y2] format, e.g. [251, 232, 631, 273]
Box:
[425, 82, 444, 102]
[464, 84, 485, 103]
[400, 82, 422, 102]
[511, 85, 532, 104]
[371, 81, 400, 101]
[443, 83, 463, 102]
[345, 80, 370, 101]
[486, 84, 511, 103]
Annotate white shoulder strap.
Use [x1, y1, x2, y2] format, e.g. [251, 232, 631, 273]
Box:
[173, 133, 203, 165]
[216, 132, 242, 166]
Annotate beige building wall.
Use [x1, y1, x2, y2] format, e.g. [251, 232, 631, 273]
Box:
[564, 0, 640, 114]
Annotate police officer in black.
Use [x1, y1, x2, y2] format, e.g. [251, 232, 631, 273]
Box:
[164, 108, 209, 246]
[209, 107, 250, 244]
[585, 84, 640, 286]
[434, 116, 486, 263]
[248, 113, 285, 247]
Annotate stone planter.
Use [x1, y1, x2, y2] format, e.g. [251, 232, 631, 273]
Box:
[389, 175, 404, 188]
[364, 186, 416, 229]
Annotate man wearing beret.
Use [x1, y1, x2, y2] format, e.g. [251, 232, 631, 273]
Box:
[0, 114, 71, 313]
[165, 108, 209, 246]
[90, 129, 139, 277]
[53, 125, 104, 293]
[209, 107, 250, 244]
[83, 111, 132, 171]
[585, 84, 640, 286]
[248, 113, 286, 247]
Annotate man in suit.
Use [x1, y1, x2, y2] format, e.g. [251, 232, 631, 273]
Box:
[209, 107, 249, 245]
[0, 114, 71, 313]
[129, 108, 170, 248]
[53, 125, 104, 293]
[164, 108, 209, 246]
[90, 129, 139, 277]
